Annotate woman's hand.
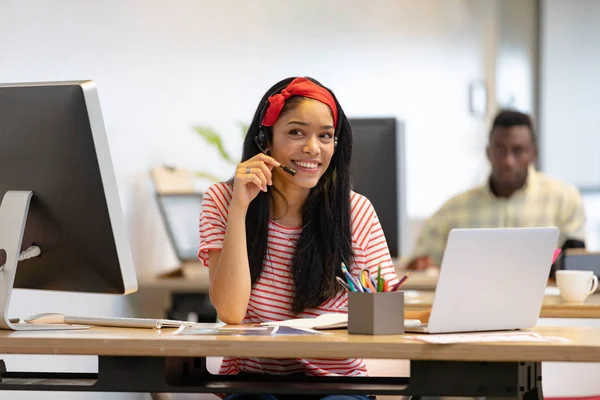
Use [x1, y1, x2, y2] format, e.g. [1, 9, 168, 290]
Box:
[405, 256, 434, 271]
[231, 153, 280, 210]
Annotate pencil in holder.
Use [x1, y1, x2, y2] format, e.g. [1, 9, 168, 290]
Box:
[347, 291, 405, 335]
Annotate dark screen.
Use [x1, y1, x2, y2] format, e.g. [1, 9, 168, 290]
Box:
[0, 83, 124, 293]
[348, 118, 402, 258]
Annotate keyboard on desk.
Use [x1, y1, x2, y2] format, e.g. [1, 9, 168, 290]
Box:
[63, 316, 199, 329]
[19, 313, 200, 329]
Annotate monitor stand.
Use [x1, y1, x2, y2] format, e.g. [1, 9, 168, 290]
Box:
[0, 191, 85, 331]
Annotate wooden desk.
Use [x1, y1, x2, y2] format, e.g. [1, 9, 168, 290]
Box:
[395, 270, 439, 290]
[0, 325, 599, 361]
[1, 325, 600, 398]
[404, 291, 600, 318]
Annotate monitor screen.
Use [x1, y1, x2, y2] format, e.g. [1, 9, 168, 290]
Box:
[155, 193, 204, 262]
[0, 81, 137, 295]
[348, 118, 407, 258]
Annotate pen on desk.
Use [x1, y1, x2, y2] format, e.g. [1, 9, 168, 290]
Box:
[391, 272, 411, 291]
[341, 272, 357, 292]
[336, 276, 352, 291]
[376, 264, 384, 292]
[359, 273, 372, 293]
[342, 263, 363, 292]
[369, 274, 377, 289]
[361, 269, 377, 293]
[351, 269, 367, 292]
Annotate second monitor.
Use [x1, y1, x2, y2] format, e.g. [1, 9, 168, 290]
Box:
[349, 118, 407, 259]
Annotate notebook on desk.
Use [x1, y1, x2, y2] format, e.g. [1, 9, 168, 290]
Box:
[261, 314, 349, 330]
[405, 227, 560, 334]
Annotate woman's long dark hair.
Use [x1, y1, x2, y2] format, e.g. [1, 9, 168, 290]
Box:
[236, 76, 354, 314]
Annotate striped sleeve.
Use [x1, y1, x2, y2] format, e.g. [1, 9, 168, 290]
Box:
[557, 183, 587, 246]
[351, 193, 399, 287]
[197, 182, 233, 267]
[410, 208, 450, 267]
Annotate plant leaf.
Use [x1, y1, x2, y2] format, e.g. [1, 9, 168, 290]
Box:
[238, 121, 249, 137]
[192, 125, 237, 165]
[194, 170, 224, 183]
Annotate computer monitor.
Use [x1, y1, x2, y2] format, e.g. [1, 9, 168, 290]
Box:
[155, 192, 204, 261]
[348, 118, 407, 259]
[0, 80, 137, 330]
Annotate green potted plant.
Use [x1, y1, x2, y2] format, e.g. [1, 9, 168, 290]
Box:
[191, 122, 248, 183]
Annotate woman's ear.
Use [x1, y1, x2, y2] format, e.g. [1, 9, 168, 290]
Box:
[266, 135, 274, 154]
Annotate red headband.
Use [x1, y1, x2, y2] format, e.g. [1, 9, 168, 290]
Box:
[261, 78, 338, 128]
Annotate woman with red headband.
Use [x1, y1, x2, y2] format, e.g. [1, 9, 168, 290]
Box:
[198, 77, 428, 400]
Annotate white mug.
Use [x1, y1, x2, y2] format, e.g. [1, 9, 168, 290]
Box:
[555, 270, 599, 303]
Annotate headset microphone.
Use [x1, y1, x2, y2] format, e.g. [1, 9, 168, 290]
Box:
[253, 132, 297, 176]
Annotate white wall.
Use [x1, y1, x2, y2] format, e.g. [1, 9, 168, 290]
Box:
[1, 0, 498, 276]
[495, 0, 537, 114]
[583, 194, 600, 250]
[0, 0, 507, 399]
[540, 0, 600, 250]
[540, 0, 600, 189]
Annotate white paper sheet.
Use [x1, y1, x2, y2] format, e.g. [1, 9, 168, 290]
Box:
[404, 331, 569, 344]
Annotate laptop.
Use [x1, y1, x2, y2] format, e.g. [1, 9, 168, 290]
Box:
[405, 227, 560, 334]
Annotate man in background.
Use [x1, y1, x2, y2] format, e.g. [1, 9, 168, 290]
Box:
[407, 109, 586, 270]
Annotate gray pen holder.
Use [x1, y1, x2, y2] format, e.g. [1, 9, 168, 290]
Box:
[347, 291, 405, 335]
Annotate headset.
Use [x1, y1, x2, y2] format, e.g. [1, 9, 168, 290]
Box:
[254, 81, 339, 176]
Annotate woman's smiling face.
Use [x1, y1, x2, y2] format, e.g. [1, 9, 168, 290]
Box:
[269, 97, 336, 189]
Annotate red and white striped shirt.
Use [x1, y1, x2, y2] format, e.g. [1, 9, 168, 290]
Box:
[198, 182, 398, 377]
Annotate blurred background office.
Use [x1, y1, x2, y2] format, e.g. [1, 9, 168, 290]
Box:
[1, 0, 599, 399]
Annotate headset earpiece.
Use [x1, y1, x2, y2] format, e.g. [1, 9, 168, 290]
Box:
[255, 127, 269, 153]
[258, 128, 267, 148]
